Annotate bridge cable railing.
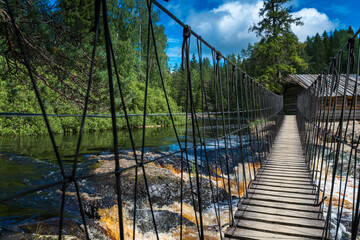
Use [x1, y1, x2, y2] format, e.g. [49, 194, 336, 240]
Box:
[297, 28, 360, 239]
[1, 0, 283, 239]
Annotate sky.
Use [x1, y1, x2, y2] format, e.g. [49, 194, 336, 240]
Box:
[154, 0, 360, 69]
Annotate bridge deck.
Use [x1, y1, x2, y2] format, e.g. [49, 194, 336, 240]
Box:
[225, 115, 325, 239]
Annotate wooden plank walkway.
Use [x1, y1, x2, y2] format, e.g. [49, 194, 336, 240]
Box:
[225, 115, 325, 239]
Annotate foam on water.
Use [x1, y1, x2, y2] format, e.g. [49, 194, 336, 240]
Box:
[95, 161, 258, 240]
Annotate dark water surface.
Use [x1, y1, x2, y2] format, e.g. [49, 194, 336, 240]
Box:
[0, 120, 245, 230]
[0, 126, 190, 228]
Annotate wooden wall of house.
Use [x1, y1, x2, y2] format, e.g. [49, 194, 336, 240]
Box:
[316, 96, 360, 120]
[283, 84, 306, 115]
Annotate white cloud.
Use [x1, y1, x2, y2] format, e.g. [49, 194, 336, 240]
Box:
[185, 1, 263, 55]
[167, 1, 338, 57]
[167, 46, 182, 58]
[292, 8, 339, 42]
[167, 38, 181, 44]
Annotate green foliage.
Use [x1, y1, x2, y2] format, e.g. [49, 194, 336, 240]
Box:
[250, 0, 302, 39]
[302, 27, 359, 73]
[0, 0, 182, 136]
[242, 1, 359, 89]
[0, 64, 183, 136]
[170, 55, 220, 113]
[243, 0, 307, 93]
[59, 0, 95, 38]
[249, 118, 265, 132]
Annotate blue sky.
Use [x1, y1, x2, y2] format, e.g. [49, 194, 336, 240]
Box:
[154, 0, 360, 69]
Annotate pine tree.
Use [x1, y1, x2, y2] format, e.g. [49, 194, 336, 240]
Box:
[250, 0, 302, 39]
[311, 33, 325, 73]
[59, 0, 95, 40]
[322, 31, 332, 65]
[249, 0, 307, 92]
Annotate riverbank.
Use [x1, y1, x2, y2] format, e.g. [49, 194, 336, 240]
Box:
[0, 115, 186, 137]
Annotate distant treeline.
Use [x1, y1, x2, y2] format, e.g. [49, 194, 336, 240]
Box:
[302, 27, 359, 73]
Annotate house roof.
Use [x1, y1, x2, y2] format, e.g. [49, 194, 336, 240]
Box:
[287, 74, 360, 97]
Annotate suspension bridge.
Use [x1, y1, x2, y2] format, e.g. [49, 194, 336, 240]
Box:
[225, 115, 326, 239]
[1, 0, 360, 239]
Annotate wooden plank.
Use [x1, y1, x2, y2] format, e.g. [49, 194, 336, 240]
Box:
[262, 167, 309, 172]
[264, 163, 307, 167]
[252, 178, 315, 187]
[248, 188, 316, 198]
[261, 166, 308, 171]
[270, 154, 304, 157]
[255, 175, 312, 184]
[267, 158, 304, 160]
[264, 163, 308, 167]
[256, 175, 311, 182]
[260, 168, 309, 173]
[234, 219, 323, 239]
[264, 162, 307, 166]
[269, 153, 304, 155]
[238, 204, 320, 219]
[263, 166, 308, 170]
[256, 172, 311, 179]
[241, 199, 320, 212]
[251, 179, 314, 187]
[249, 185, 315, 196]
[250, 182, 315, 192]
[261, 168, 309, 172]
[262, 168, 309, 173]
[262, 167, 309, 173]
[257, 173, 311, 179]
[242, 196, 320, 213]
[258, 171, 311, 181]
[225, 227, 307, 239]
[264, 163, 308, 168]
[258, 170, 310, 177]
[236, 211, 324, 228]
[270, 152, 304, 155]
[255, 177, 312, 185]
[269, 157, 304, 159]
[247, 193, 316, 205]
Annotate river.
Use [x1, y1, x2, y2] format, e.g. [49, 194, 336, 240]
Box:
[0, 126, 191, 229]
[0, 121, 247, 237]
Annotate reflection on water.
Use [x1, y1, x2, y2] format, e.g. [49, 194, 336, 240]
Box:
[0, 126, 188, 227]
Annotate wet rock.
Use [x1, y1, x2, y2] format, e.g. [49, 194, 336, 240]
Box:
[1, 233, 79, 240]
[55, 189, 116, 220]
[96, 155, 114, 161]
[327, 121, 360, 151]
[10, 218, 109, 240]
[89, 152, 232, 209]
[135, 209, 195, 233]
[46, 150, 234, 239]
[84, 223, 111, 240]
[16, 218, 85, 238]
[99, 150, 111, 155]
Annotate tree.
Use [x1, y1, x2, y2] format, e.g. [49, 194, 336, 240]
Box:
[248, 0, 307, 92]
[59, 0, 95, 40]
[302, 26, 359, 74]
[0, 0, 181, 135]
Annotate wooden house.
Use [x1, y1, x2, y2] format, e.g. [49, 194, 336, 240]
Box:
[283, 74, 318, 114]
[284, 74, 360, 119]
